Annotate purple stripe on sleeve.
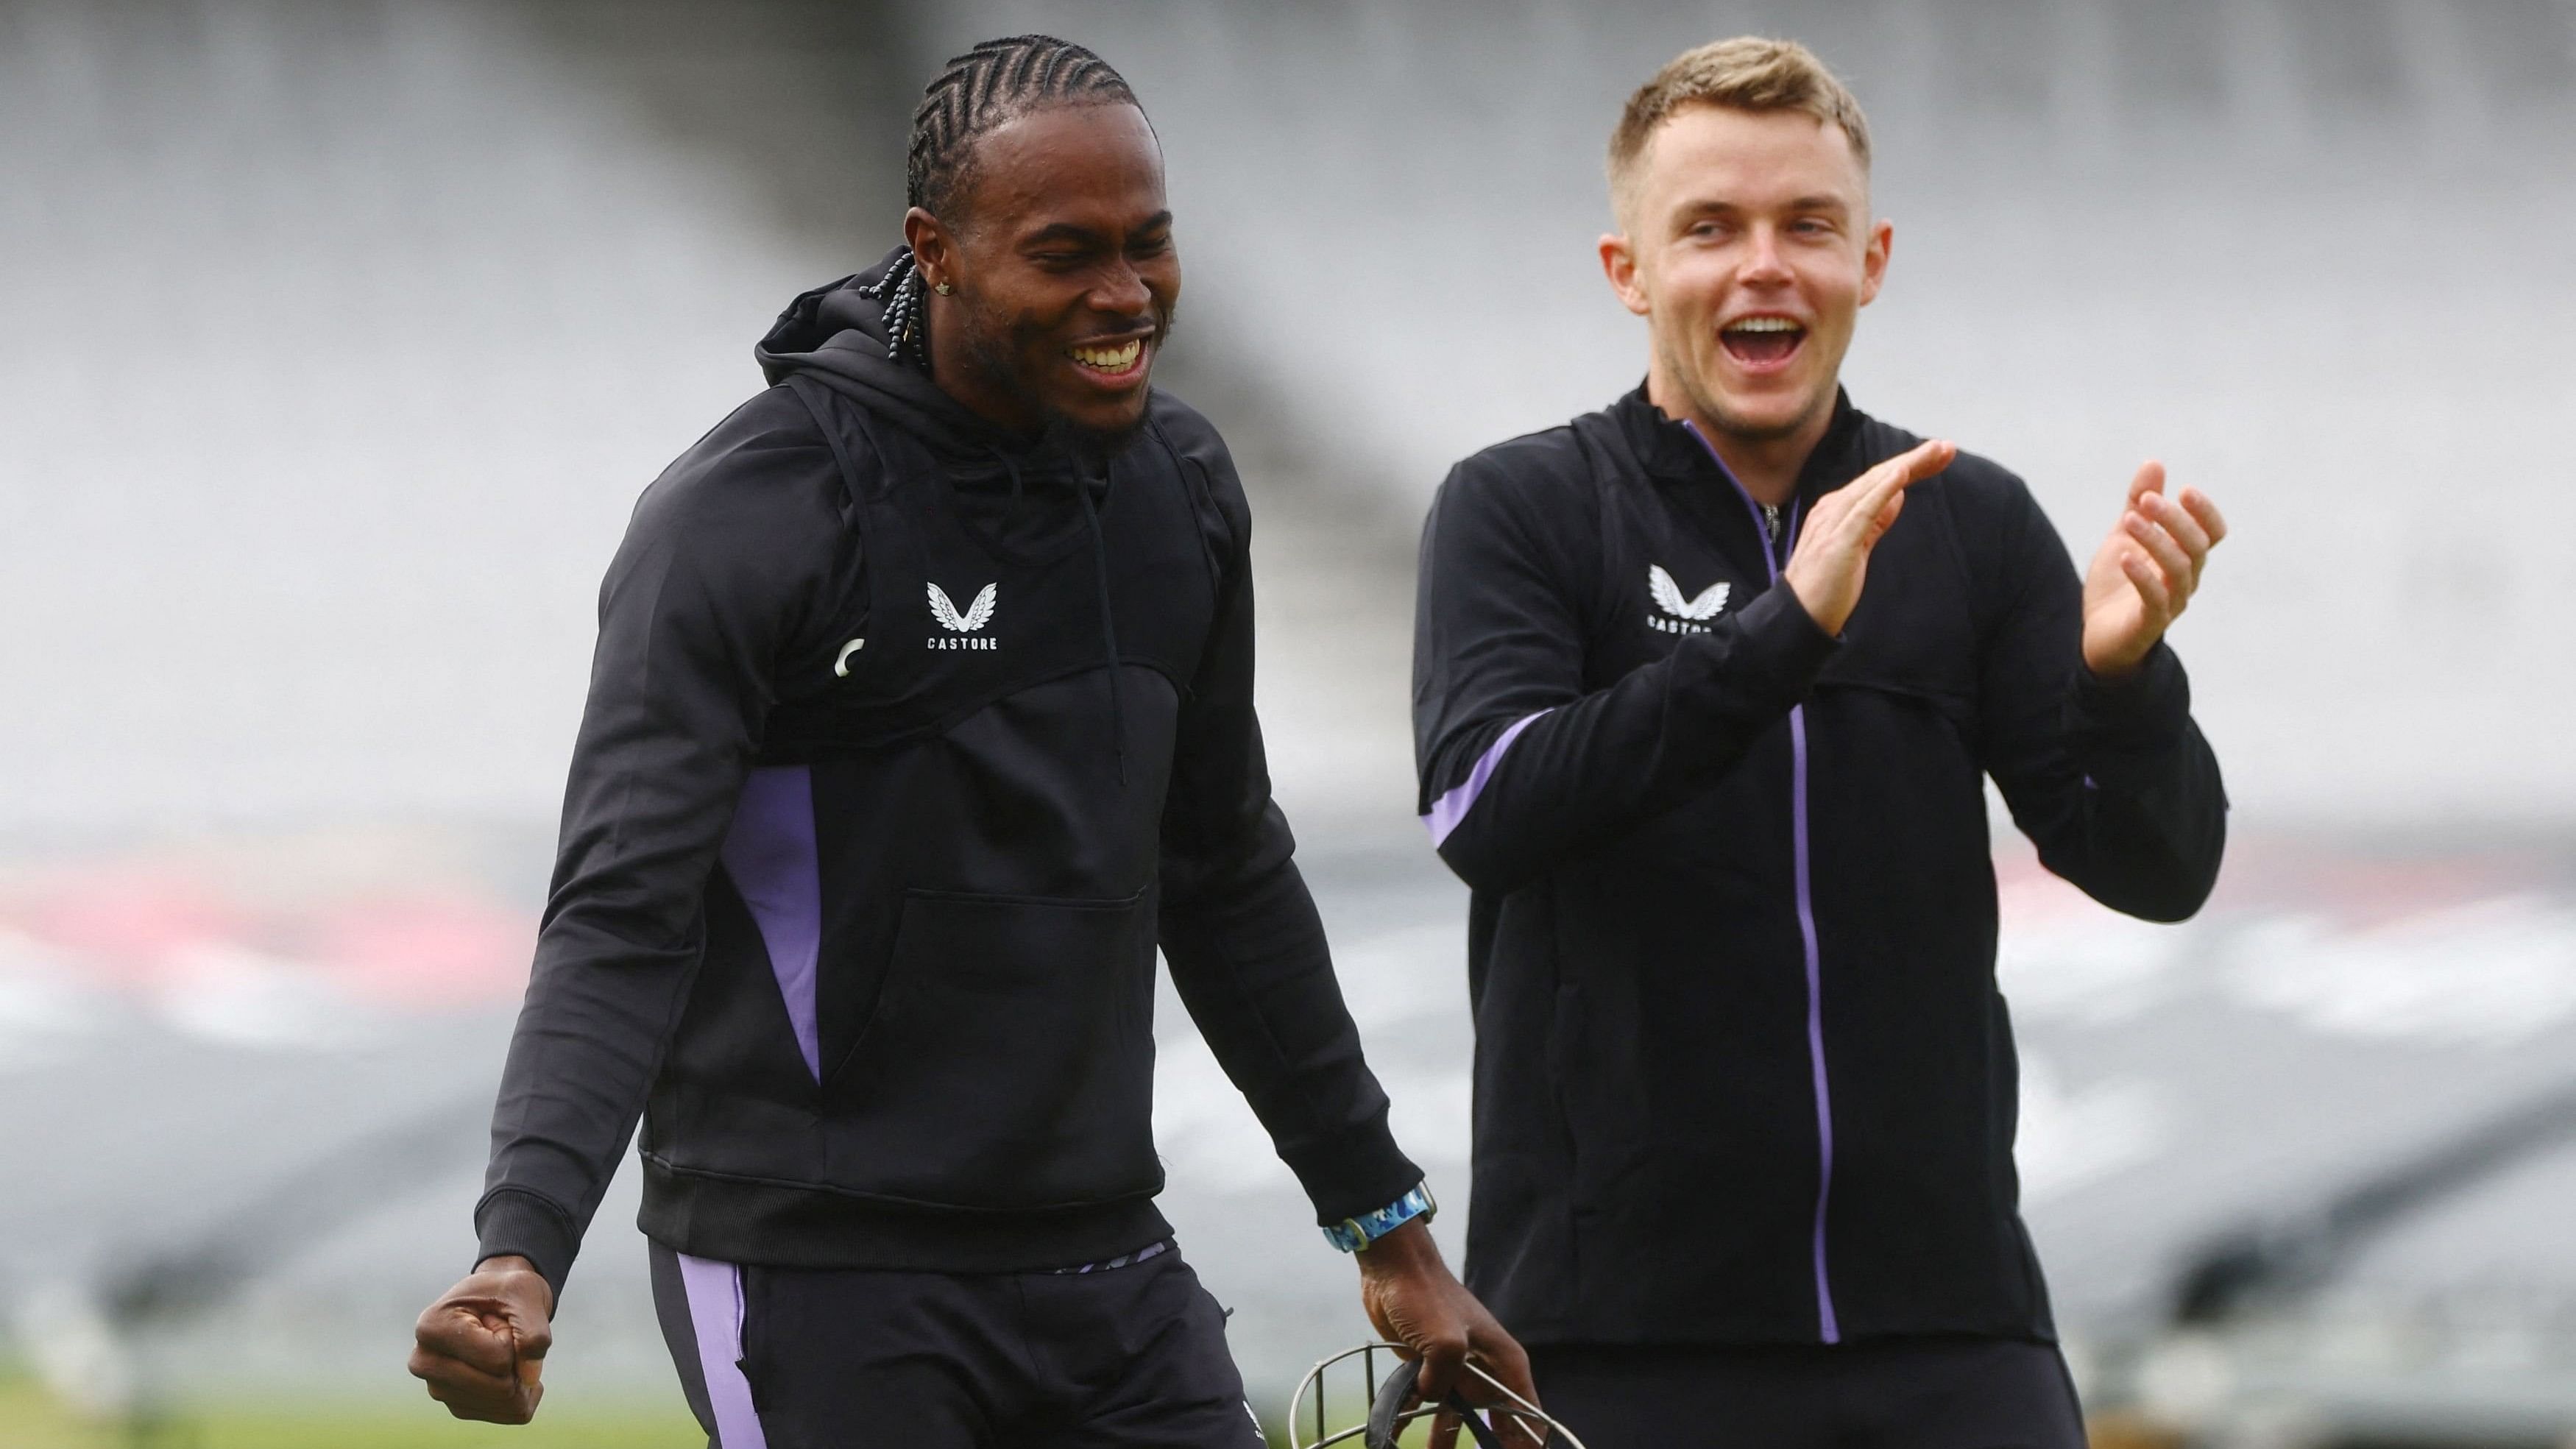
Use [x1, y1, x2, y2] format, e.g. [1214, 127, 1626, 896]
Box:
[720, 765, 823, 1082]
[678, 1254, 766, 1449]
[1422, 710, 1550, 848]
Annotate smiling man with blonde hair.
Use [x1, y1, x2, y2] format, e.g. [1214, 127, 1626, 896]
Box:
[1411, 36, 2229, 1446]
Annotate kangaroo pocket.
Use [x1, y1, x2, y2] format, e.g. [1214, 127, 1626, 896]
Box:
[819, 885, 1160, 1209]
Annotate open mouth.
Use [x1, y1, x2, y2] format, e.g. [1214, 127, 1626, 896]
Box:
[1066, 338, 1147, 379]
[1719, 315, 1806, 368]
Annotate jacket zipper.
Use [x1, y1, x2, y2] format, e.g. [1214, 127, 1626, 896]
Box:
[1683, 422, 1842, 1345]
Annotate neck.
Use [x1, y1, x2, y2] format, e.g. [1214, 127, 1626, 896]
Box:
[923, 292, 1043, 436]
[1647, 369, 1835, 508]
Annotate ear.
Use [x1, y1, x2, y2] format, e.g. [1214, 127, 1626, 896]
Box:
[1858, 217, 1892, 308]
[905, 206, 958, 291]
[1599, 231, 1650, 317]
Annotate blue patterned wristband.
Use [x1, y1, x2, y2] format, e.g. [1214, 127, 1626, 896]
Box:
[1323, 1182, 1437, 1253]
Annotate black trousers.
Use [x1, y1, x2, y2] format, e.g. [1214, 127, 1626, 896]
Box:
[1530, 1337, 2087, 1449]
[650, 1242, 1265, 1449]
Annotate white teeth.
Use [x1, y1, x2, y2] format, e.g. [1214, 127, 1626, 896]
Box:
[1726, 316, 1802, 333]
[1069, 339, 1144, 369]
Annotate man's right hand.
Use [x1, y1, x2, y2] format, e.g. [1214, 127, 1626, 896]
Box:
[1781, 439, 1956, 635]
[409, 1255, 553, 1424]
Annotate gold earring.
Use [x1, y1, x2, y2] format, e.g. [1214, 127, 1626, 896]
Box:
[934, 281, 952, 295]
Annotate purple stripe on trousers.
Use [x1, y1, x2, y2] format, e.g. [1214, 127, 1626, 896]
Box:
[1423, 710, 1549, 847]
[721, 765, 823, 1081]
[678, 1254, 766, 1449]
[1685, 419, 1841, 1344]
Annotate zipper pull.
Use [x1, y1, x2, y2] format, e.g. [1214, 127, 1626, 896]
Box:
[1761, 502, 1784, 548]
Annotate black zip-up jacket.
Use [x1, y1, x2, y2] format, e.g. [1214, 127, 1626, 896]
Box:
[1412, 387, 2224, 1347]
[474, 252, 1419, 1300]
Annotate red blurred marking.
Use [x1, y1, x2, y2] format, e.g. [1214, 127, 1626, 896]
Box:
[1, 862, 533, 1013]
[305, 893, 531, 1010]
[1993, 830, 2552, 932]
[12, 872, 248, 986]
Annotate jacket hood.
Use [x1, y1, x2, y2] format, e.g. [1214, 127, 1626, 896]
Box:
[760, 250, 1136, 778]
[756, 248, 1103, 503]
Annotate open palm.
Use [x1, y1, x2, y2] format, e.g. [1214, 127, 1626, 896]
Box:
[2081, 461, 2227, 678]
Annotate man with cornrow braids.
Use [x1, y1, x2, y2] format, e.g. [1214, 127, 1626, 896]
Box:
[408, 35, 1535, 1448]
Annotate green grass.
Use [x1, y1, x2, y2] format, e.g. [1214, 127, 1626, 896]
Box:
[0, 1375, 703, 1449]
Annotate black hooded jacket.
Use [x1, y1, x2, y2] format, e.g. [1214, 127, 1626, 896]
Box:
[473, 252, 1419, 1297]
[1413, 388, 2224, 1347]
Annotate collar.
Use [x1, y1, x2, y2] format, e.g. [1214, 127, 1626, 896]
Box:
[1613, 383, 1866, 504]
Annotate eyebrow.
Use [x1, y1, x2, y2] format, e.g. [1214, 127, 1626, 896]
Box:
[1022, 210, 1173, 247]
[1677, 194, 1853, 218]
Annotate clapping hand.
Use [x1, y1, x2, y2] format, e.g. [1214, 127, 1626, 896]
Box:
[1782, 439, 1957, 635]
[2081, 461, 2227, 679]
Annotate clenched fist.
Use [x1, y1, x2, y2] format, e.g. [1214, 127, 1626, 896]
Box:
[409, 1255, 553, 1424]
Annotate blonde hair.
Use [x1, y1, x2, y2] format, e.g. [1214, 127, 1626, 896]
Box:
[1608, 37, 1871, 221]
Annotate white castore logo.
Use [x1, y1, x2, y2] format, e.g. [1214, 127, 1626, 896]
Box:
[927, 581, 999, 651]
[1646, 564, 1728, 634]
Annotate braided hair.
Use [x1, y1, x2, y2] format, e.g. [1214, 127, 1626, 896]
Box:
[866, 35, 1141, 367]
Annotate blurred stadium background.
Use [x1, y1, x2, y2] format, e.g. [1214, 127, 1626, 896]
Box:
[3, 1, 2572, 1445]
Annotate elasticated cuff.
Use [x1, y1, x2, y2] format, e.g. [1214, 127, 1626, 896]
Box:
[2072, 642, 2191, 751]
[1285, 1109, 1427, 1234]
[473, 1186, 581, 1308]
[1717, 583, 1841, 702]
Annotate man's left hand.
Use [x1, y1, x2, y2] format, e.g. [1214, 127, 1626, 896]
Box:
[2082, 461, 2228, 679]
[1356, 1219, 1542, 1449]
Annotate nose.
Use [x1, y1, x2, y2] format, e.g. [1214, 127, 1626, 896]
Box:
[1091, 258, 1151, 318]
[1738, 224, 1794, 286]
